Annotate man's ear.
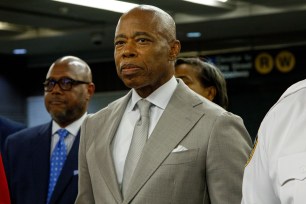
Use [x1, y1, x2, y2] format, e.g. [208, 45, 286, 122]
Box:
[169, 40, 181, 61]
[86, 83, 95, 100]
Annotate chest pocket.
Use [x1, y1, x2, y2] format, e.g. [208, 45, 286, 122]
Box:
[162, 148, 199, 165]
[278, 152, 306, 203]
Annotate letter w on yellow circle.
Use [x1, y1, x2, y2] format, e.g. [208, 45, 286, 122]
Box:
[275, 50, 295, 73]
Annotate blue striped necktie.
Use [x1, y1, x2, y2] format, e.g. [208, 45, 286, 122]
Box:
[46, 128, 69, 204]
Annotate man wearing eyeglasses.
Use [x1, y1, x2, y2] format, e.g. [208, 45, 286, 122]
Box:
[2, 56, 95, 204]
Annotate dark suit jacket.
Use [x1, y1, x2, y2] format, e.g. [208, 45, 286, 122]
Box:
[2, 122, 80, 204]
[0, 116, 26, 153]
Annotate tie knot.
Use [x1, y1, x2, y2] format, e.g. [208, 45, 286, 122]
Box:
[137, 99, 151, 117]
[57, 129, 69, 139]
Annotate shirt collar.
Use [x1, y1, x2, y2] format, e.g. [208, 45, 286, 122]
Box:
[129, 76, 177, 111]
[52, 112, 88, 137]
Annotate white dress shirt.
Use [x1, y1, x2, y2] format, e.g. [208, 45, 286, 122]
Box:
[112, 76, 178, 185]
[50, 113, 87, 156]
[242, 79, 306, 204]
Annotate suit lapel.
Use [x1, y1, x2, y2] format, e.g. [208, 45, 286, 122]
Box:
[50, 131, 80, 203]
[95, 92, 132, 203]
[123, 82, 205, 203]
[30, 123, 52, 203]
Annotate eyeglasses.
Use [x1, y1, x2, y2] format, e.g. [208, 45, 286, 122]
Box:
[43, 77, 90, 92]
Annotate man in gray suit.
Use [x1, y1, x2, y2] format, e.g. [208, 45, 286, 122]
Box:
[76, 5, 252, 204]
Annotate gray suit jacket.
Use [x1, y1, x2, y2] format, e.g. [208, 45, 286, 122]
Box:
[76, 80, 252, 204]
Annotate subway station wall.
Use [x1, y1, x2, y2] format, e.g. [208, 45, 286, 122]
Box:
[205, 44, 306, 140]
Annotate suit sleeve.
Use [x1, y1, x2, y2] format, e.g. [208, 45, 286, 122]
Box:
[206, 112, 252, 204]
[75, 117, 95, 203]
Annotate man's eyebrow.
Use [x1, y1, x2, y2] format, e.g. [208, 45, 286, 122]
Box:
[115, 32, 152, 40]
[114, 34, 126, 40]
[134, 32, 151, 37]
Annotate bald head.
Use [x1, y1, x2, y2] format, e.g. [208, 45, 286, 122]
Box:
[48, 56, 92, 82]
[118, 5, 177, 42]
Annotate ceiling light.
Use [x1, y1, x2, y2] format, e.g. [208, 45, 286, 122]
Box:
[182, 0, 228, 7]
[0, 22, 26, 33]
[51, 0, 139, 13]
[13, 49, 27, 55]
[187, 32, 202, 38]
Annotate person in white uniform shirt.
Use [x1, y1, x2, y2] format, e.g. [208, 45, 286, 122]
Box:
[242, 79, 306, 204]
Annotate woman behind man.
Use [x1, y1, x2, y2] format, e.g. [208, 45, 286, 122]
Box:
[175, 57, 228, 110]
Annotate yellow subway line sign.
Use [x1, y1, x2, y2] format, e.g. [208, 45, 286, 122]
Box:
[255, 50, 295, 74]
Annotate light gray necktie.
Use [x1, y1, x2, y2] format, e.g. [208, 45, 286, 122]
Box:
[122, 99, 151, 196]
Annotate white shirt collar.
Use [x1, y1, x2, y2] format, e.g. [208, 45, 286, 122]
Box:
[129, 76, 177, 111]
[52, 112, 88, 136]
